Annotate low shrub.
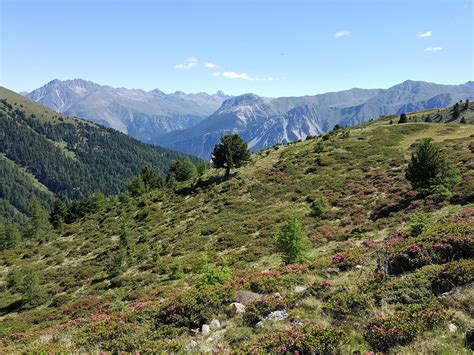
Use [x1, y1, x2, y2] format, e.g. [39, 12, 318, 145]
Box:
[385, 220, 473, 274]
[364, 303, 447, 351]
[324, 290, 370, 319]
[378, 260, 474, 305]
[243, 295, 287, 326]
[242, 322, 344, 353]
[155, 285, 232, 328]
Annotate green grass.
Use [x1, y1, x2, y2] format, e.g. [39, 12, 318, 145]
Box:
[0, 115, 473, 352]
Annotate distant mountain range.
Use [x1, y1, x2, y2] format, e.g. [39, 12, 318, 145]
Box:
[25, 79, 229, 143]
[24, 79, 474, 159]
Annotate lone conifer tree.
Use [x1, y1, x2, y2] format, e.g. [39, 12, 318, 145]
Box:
[405, 139, 459, 194]
[398, 113, 408, 124]
[212, 134, 250, 179]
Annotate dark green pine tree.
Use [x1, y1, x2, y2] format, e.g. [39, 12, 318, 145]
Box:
[27, 200, 54, 241]
[452, 103, 460, 120]
[211, 134, 251, 179]
[398, 113, 408, 124]
[139, 166, 164, 189]
[21, 272, 49, 308]
[0, 220, 22, 250]
[50, 199, 66, 230]
[405, 139, 460, 193]
[168, 158, 198, 182]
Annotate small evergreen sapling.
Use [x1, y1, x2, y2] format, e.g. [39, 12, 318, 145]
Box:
[274, 216, 309, 265]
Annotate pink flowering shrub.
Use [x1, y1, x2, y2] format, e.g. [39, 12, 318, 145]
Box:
[364, 303, 447, 351]
[330, 249, 362, 270]
[242, 322, 344, 353]
[384, 220, 473, 274]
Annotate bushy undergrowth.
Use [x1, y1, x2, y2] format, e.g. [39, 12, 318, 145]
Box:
[242, 322, 345, 353]
[384, 219, 473, 274]
[364, 303, 447, 351]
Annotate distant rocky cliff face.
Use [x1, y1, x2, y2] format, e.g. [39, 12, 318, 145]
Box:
[25, 79, 229, 143]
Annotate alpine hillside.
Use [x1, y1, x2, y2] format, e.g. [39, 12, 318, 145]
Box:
[1, 104, 473, 353]
[0, 87, 197, 221]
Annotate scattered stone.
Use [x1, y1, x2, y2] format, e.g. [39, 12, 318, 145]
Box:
[187, 340, 199, 351]
[191, 328, 200, 334]
[273, 292, 282, 298]
[448, 323, 458, 333]
[264, 310, 289, 322]
[355, 265, 363, 270]
[256, 321, 265, 328]
[229, 302, 246, 314]
[202, 324, 210, 335]
[295, 286, 306, 293]
[327, 267, 340, 274]
[210, 319, 221, 330]
[208, 329, 226, 342]
[235, 290, 262, 305]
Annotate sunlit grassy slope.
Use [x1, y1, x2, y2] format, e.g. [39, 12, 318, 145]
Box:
[0, 107, 473, 352]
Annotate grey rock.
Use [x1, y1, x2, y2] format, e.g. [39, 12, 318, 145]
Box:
[235, 290, 262, 305]
[448, 323, 458, 333]
[186, 340, 199, 351]
[201, 324, 210, 335]
[229, 302, 246, 314]
[264, 310, 289, 322]
[208, 329, 226, 342]
[295, 286, 306, 293]
[210, 319, 221, 330]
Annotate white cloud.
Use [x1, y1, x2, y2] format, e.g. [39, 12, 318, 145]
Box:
[204, 62, 217, 69]
[334, 30, 350, 38]
[220, 71, 274, 81]
[418, 31, 432, 38]
[174, 57, 198, 69]
[223, 71, 251, 80]
[424, 46, 442, 52]
[212, 71, 221, 77]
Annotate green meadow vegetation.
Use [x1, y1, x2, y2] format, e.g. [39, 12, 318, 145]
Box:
[0, 101, 473, 352]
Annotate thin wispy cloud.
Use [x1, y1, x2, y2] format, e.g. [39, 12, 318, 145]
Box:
[424, 46, 442, 52]
[174, 57, 198, 69]
[418, 31, 432, 38]
[204, 62, 217, 69]
[334, 30, 350, 38]
[212, 71, 274, 81]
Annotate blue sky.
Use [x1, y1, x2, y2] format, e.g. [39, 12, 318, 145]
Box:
[1, 0, 472, 97]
